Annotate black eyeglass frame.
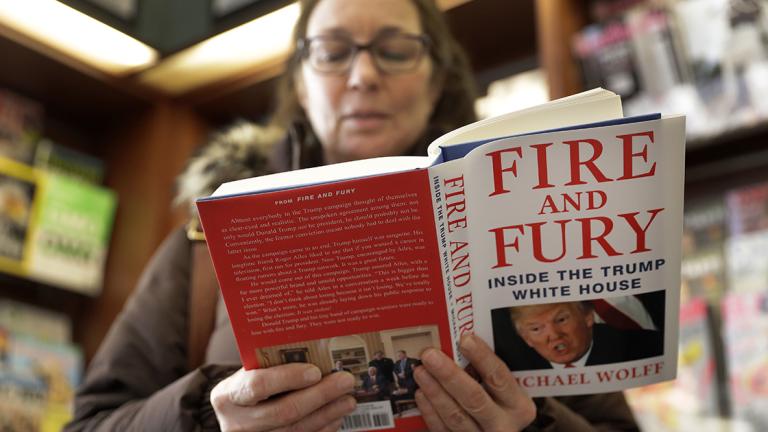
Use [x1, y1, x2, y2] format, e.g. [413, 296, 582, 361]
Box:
[297, 33, 432, 75]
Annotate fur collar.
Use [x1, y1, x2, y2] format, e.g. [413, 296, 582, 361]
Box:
[175, 121, 283, 215]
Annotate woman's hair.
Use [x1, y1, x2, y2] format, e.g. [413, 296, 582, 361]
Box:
[270, 0, 477, 166]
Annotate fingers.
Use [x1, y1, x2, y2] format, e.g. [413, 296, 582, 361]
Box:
[250, 372, 355, 430]
[216, 364, 323, 406]
[458, 334, 529, 408]
[416, 335, 537, 431]
[415, 390, 448, 432]
[458, 334, 536, 425]
[413, 370, 479, 432]
[212, 368, 355, 432]
[274, 395, 356, 432]
[417, 349, 502, 429]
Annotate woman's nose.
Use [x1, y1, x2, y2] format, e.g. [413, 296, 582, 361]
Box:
[347, 50, 381, 90]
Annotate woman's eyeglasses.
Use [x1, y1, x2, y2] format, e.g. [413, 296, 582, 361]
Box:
[298, 33, 431, 75]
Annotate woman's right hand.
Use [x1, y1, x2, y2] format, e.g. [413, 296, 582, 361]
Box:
[211, 363, 357, 432]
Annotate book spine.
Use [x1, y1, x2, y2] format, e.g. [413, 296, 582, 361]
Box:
[429, 160, 473, 367]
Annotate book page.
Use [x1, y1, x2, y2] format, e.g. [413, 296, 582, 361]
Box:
[428, 88, 623, 153]
[198, 169, 451, 431]
[210, 156, 432, 198]
[462, 116, 685, 397]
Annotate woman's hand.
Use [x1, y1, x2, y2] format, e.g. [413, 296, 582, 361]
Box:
[211, 363, 356, 432]
[414, 334, 536, 432]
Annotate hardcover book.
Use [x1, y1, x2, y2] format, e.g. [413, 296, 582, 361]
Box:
[680, 199, 727, 303]
[34, 138, 106, 184]
[0, 328, 83, 432]
[725, 181, 768, 293]
[0, 156, 38, 277]
[26, 172, 117, 295]
[197, 89, 686, 431]
[0, 88, 43, 164]
[721, 290, 768, 430]
[0, 299, 72, 343]
[0, 156, 117, 294]
[625, 297, 720, 431]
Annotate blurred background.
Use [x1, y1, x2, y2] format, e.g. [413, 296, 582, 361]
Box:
[0, 0, 767, 430]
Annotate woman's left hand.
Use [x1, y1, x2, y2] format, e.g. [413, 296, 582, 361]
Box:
[414, 334, 537, 432]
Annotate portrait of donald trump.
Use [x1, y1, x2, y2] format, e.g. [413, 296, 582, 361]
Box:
[492, 295, 665, 371]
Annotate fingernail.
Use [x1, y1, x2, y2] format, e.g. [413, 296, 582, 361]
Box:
[413, 366, 427, 384]
[421, 348, 442, 368]
[460, 334, 477, 353]
[304, 366, 321, 383]
[343, 395, 357, 412]
[488, 366, 506, 388]
[414, 389, 425, 403]
[337, 372, 355, 390]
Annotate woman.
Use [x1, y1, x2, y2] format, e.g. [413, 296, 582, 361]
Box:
[67, 0, 640, 431]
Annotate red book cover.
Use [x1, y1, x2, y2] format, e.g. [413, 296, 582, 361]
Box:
[199, 170, 450, 430]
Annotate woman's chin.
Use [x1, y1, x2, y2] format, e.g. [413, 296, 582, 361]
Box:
[335, 136, 411, 162]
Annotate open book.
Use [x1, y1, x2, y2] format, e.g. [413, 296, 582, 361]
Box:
[197, 89, 685, 431]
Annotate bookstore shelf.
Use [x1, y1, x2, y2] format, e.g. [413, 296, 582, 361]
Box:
[570, 1, 768, 430]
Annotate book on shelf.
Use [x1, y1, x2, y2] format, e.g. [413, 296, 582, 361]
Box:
[26, 171, 117, 295]
[725, 181, 768, 293]
[0, 156, 39, 277]
[0, 155, 117, 294]
[196, 88, 686, 431]
[624, 7, 687, 99]
[0, 327, 83, 432]
[680, 199, 727, 304]
[0, 88, 43, 165]
[572, 22, 642, 101]
[625, 297, 721, 431]
[675, 298, 720, 417]
[0, 299, 72, 343]
[725, 180, 768, 237]
[34, 138, 105, 184]
[721, 290, 768, 430]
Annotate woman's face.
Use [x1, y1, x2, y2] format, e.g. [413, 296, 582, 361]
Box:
[297, 0, 441, 163]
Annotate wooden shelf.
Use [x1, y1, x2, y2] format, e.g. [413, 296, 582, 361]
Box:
[685, 123, 768, 199]
[0, 30, 210, 361]
[0, 32, 152, 129]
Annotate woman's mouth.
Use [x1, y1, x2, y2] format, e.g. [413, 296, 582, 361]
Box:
[342, 112, 389, 129]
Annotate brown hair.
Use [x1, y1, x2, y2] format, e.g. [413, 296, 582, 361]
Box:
[270, 0, 477, 167]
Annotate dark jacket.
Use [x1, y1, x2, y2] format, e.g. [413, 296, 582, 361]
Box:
[66, 126, 640, 431]
[393, 357, 419, 393]
[369, 356, 395, 383]
[587, 325, 663, 366]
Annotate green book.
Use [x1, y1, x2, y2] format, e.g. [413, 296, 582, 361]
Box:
[0, 156, 38, 277]
[27, 172, 117, 295]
